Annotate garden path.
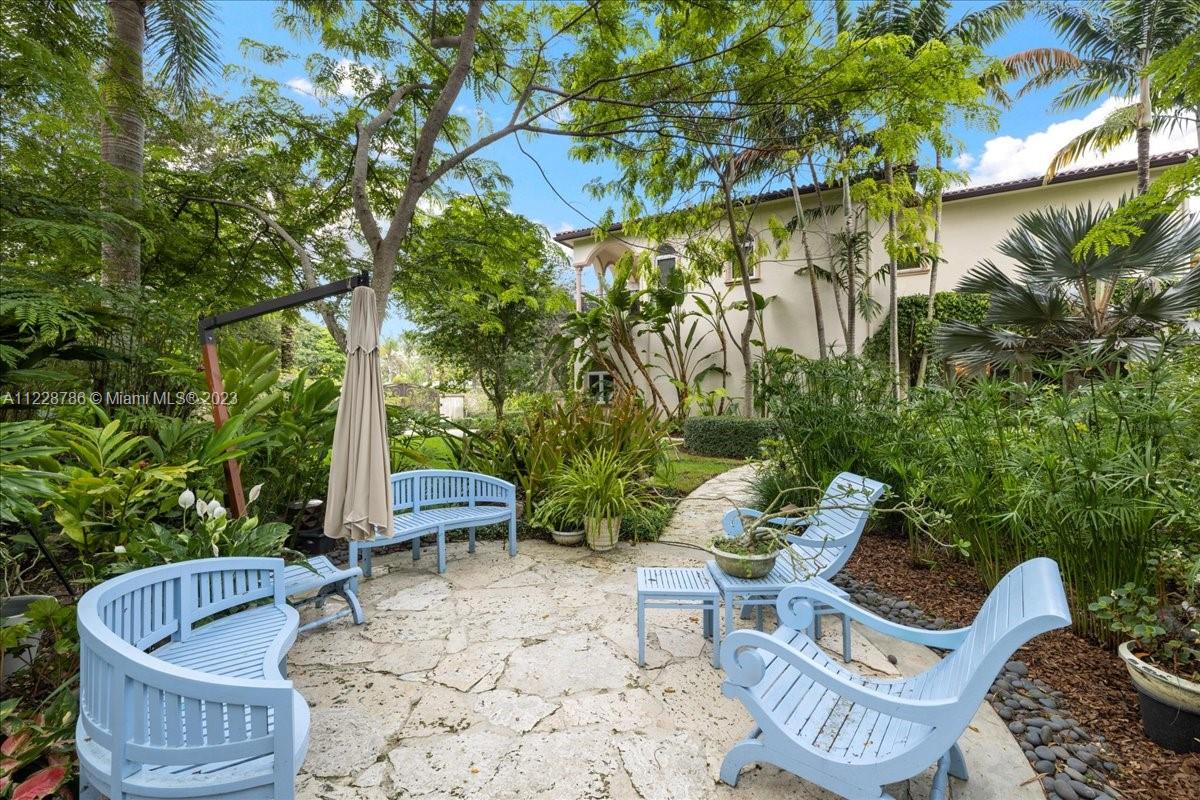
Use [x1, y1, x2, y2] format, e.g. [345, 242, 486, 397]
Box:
[289, 465, 1041, 800]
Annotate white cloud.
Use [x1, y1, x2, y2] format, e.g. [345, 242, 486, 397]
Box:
[961, 97, 1197, 186]
[286, 59, 382, 101]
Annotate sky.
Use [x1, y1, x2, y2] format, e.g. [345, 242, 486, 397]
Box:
[209, 0, 1198, 336]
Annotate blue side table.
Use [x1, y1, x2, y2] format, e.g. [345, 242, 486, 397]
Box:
[636, 566, 721, 668]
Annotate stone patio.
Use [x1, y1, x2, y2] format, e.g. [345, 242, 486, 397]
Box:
[290, 466, 1041, 800]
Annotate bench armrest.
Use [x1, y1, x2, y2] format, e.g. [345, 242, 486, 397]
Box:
[720, 628, 957, 725]
[777, 583, 970, 650]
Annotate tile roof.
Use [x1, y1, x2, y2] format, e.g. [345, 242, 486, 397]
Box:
[553, 150, 1196, 243]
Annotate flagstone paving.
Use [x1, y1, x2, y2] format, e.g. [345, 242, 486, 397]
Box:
[291, 465, 1041, 800]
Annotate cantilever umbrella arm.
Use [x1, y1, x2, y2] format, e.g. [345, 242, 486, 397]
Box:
[197, 272, 370, 518]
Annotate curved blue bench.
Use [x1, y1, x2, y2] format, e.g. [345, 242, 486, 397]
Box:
[77, 558, 307, 800]
[349, 469, 517, 577]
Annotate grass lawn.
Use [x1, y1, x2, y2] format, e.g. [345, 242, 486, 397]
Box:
[659, 449, 746, 494]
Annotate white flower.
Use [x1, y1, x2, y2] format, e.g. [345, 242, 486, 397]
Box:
[248, 483, 263, 504]
[211, 543, 220, 557]
[210, 504, 227, 520]
[113, 545, 126, 554]
[178, 489, 196, 509]
[195, 499, 209, 518]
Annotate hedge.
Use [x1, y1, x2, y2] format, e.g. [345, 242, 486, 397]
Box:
[683, 415, 773, 459]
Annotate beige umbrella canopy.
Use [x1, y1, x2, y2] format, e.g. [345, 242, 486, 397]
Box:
[324, 285, 391, 541]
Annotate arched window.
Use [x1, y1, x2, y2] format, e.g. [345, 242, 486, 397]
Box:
[655, 244, 678, 287]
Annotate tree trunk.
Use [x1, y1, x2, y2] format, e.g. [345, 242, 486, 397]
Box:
[884, 161, 900, 400]
[841, 172, 857, 354]
[279, 317, 295, 370]
[807, 158, 849, 350]
[790, 171, 827, 359]
[1135, 69, 1152, 195]
[720, 185, 756, 418]
[915, 150, 943, 388]
[100, 0, 146, 288]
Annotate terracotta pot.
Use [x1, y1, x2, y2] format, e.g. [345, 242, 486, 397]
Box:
[711, 544, 778, 579]
[585, 516, 621, 551]
[1119, 641, 1200, 753]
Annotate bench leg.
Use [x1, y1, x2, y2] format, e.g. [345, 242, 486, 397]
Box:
[363, 546, 373, 578]
[637, 596, 646, 666]
[341, 581, 366, 625]
[436, 527, 446, 574]
[468, 526, 476, 554]
[813, 611, 823, 640]
[706, 604, 720, 668]
[725, 594, 735, 641]
[507, 513, 517, 556]
[348, 542, 361, 587]
[79, 776, 100, 800]
[413, 536, 421, 561]
[842, 614, 852, 663]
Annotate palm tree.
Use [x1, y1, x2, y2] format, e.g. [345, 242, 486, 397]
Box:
[936, 201, 1200, 369]
[1005, 0, 1200, 195]
[101, 0, 219, 288]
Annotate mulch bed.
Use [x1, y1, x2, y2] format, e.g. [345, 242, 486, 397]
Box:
[845, 531, 1200, 800]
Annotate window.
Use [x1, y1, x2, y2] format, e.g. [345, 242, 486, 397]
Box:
[726, 233, 758, 282]
[585, 371, 614, 404]
[655, 244, 678, 287]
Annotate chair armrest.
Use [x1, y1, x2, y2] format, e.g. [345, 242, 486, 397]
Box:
[723, 507, 811, 537]
[785, 531, 857, 548]
[720, 628, 956, 725]
[776, 584, 970, 650]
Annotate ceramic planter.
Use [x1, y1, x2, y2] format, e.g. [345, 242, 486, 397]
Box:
[711, 544, 778, 579]
[2, 595, 52, 679]
[585, 516, 621, 551]
[1119, 641, 1200, 753]
[551, 528, 585, 546]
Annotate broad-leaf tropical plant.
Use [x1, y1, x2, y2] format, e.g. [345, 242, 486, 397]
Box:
[937, 201, 1200, 368]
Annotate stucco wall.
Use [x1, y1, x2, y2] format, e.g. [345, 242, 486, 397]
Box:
[565, 166, 1169, 412]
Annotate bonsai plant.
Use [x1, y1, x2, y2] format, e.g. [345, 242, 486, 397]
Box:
[535, 448, 661, 552]
[1091, 549, 1200, 753]
[711, 504, 813, 579]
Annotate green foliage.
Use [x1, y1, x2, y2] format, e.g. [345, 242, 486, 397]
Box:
[534, 448, 664, 543]
[863, 291, 988, 381]
[1090, 548, 1200, 680]
[682, 416, 773, 459]
[0, 421, 62, 524]
[753, 350, 1200, 639]
[120, 486, 293, 568]
[400, 195, 570, 418]
[938, 201, 1200, 369]
[0, 288, 125, 390]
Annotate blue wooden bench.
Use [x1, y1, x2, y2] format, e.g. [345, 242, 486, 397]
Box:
[284, 555, 365, 633]
[77, 557, 307, 800]
[349, 469, 517, 577]
[718, 557, 1071, 800]
[711, 472, 888, 662]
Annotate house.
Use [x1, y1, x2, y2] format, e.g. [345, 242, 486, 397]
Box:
[555, 151, 1197, 410]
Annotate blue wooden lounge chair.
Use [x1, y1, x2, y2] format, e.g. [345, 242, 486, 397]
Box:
[709, 472, 888, 661]
[349, 469, 517, 577]
[718, 557, 1071, 800]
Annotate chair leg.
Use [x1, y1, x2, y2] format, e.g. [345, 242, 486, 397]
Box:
[719, 736, 764, 786]
[813, 612, 823, 640]
[947, 742, 969, 781]
[725, 595, 735, 640]
[436, 528, 446, 574]
[637, 597, 646, 666]
[468, 526, 476, 554]
[842, 614, 852, 663]
[708, 604, 721, 668]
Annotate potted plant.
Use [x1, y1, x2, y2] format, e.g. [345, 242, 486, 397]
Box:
[1091, 551, 1200, 753]
[535, 448, 659, 552]
[544, 511, 585, 546]
[711, 505, 812, 579]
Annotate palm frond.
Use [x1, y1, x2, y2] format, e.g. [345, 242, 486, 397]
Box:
[145, 0, 220, 107]
[948, 0, 1028, 46]
[1044, 104, 1139, 182]
[956, 260, 1018, 294]
[1002, 47, 1082, 96]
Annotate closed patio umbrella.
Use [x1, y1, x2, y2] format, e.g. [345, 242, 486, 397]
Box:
[324, 285, 391, 541]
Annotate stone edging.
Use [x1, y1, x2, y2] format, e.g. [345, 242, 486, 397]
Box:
[830, 572, 1125, 800]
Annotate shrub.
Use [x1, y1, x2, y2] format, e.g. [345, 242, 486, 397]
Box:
[622, 502, 675, 543]
[863, 291, 988, 384]
[683, 415, 773, 459]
